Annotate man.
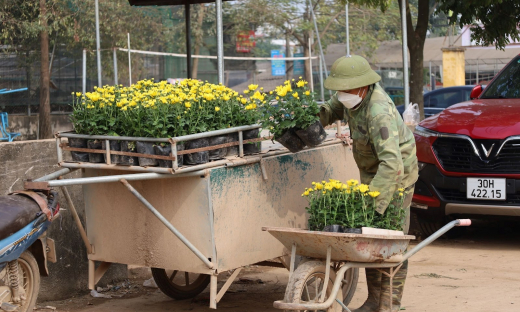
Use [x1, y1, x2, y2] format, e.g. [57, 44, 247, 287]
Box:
[319, 55, 418, 312]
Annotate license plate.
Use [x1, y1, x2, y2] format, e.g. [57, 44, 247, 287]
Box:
[467, 178, 506, 200]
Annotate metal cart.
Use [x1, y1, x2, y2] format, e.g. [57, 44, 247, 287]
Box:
[28, 125, 360, 309]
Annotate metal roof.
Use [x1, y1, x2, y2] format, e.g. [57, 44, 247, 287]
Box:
[128, 0, 232, 6]
[324, 37, 520, 69]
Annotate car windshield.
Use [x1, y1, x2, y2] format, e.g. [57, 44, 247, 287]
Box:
[481, 55, 520, 99]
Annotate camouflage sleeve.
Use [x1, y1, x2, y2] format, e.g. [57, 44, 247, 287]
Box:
[368, 113, 404, 214]
[319, 92, 345, 126]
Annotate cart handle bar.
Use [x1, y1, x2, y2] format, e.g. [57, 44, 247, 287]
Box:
[273, 219, 471, 310]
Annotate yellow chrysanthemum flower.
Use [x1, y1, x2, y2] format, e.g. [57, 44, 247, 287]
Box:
[296, 80, 305, 88]
[215, 106, 220, 112]
[305, 91, 310, 96]
[248, 84, 258, 91]
[368, 191, 380, 198]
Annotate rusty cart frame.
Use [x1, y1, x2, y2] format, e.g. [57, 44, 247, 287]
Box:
[264, 219, 472, 311]
[29, 125, 361, 309]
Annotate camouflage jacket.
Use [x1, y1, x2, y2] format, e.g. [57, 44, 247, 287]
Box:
[319, 83, 418, 214]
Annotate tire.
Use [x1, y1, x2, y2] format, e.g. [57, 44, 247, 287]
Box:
[412, 212, 466, 239]
[0, 251, 40, 312]
[151, 268, 210, 300]
[341, 267, 359, 307]
[284, 261, 343, 312]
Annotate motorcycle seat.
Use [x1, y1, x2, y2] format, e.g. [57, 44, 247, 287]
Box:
[0, 194, 42, 241]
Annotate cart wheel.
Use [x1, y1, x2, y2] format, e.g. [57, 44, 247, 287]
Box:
[151, 268, 210, 300]
[284, 261, 343, 312]
[340, 266, 359, 306]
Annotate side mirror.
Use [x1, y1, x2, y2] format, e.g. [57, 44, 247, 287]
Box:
[470, 85, 483, 100]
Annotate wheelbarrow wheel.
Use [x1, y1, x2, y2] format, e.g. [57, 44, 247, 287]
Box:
[284, 261, 344, 312]
[151, 268, 210, 300]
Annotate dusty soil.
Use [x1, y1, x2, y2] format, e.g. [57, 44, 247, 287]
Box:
[37, 220, 520, 312]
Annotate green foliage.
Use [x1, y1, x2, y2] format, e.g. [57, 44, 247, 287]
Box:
[304, 179, 406, 231]
[261, 79, 319, 139]
[438, 0, 520, 49]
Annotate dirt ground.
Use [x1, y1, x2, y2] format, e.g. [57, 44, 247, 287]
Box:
[37, 219, 520, 312]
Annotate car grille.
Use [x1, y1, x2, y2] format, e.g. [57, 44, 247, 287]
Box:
[432, 138, 520, 173]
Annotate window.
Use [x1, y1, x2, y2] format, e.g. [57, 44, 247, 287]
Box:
[428, 90, 462, 108]
[481, 56, 520, 99]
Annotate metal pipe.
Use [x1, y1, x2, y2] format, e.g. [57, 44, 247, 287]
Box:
[127, 33, 132, 86]
[60, 186, 92, 254]
[113, 48, 118, 85]
[429, 61, 432, 91]
[308, 0, 327, 79]
[82, 49, 86, 94]
[120, 179, 214, 269]
[47, 170, 207, 187]
[238, 131, 244, 157]
[345, 3, 350, 56]
[171, 141, 178, 170]
[56, 137, 63, 164]
[401, 0, 409, 108]
[95, 0, 102, 87]
[185, 3, 192, 79]
[60, 162, 172, 174]
[104, 139, 111, 165]
[34, 168, 75, 182]
[308, 38, 314, 92]
[475, 59, 479, 85]
[170, 124, 261, 142]
[319, 54, 325, 102]
[58, 124, 261, 143]
[216, 0, 224, 84]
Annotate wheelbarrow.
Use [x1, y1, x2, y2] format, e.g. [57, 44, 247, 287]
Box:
[263, 219, 472, 311]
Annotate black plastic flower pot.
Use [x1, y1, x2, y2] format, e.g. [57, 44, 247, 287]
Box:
[227, 133, 238, 156]
[136, 141, 158, 167]
[322, 225, 345, 233]
[276, 128, 306, 153]
[68, 137, 89, 162]
[185, 138, 209, 165]
[120, 141, 139, 166]
[344, 228, 362, 234]
[295, 120, 327, 147]
[243, 129, 261, 155]
[154, 143, 184, 168]
[87, 140, 104, 163]
[208, 135, 228, 160]
[101, 140, 121, 164]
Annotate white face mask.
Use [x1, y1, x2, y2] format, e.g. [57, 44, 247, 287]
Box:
[337, 88, 365, 109]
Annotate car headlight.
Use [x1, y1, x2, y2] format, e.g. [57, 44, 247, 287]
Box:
[414, 125, 439, 138]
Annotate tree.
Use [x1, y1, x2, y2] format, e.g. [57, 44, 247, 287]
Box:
[438, 0, 520, 49]
[1, 0, 74, 139]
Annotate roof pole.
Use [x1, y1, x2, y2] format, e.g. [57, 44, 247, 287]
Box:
[185, 3, 192, 79]
[345, 3, 350, 56]
[216, 0, 224, 84]
[401, 0, 409, 108]
[95, 0, 102, 87]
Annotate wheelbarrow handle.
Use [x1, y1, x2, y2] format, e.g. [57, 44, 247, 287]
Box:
[456, 219, 472, 226]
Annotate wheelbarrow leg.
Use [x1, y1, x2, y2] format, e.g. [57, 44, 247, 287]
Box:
[377, 263, 404, 312]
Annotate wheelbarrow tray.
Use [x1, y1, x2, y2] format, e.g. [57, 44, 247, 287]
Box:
[263, 227, 415, 263]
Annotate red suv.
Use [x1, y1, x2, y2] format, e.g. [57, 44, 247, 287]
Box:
[412, 54, 520, 236]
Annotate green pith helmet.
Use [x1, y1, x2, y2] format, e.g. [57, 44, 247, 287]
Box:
[324, 55, 381, 91]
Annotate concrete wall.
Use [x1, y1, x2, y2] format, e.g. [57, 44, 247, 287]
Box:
[0, 139, 127, 301]
[7, 114, 73, 141]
